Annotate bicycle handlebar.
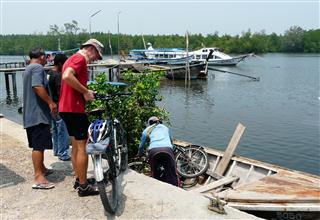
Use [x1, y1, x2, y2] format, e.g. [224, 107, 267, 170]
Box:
[94, 92, 132, 101]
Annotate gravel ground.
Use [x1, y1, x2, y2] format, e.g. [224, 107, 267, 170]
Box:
[0, 118, 261, 220]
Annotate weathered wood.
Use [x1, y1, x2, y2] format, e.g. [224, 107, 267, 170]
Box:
[215, 123, 246, 176]
[191, 176, 239, 193]
[206, 170, 223, 180]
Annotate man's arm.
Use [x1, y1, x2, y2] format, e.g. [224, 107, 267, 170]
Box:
[138, 131, 147, 154]
[62, 67, 94, 101]
[33, 86, 57, 114]
[169, 128, 173, 142]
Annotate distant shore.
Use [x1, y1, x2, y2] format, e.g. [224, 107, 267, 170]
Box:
[0, 26, 319, 55]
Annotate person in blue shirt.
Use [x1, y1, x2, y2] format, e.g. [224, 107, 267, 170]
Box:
[138, 116, 179, 186]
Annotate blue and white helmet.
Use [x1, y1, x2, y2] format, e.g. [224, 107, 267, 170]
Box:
[88, 119, 109, 143]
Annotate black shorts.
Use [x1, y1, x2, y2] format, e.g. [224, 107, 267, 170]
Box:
[60, 113, 89, 140]
[26, 123, 52, 151]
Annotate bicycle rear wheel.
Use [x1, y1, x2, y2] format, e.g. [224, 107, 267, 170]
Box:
[176, 146, 209, 178]
[97, 150, 118, 214]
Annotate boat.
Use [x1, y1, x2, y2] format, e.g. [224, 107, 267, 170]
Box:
[128, 43, 194, 65]
[171, 124, 320, 220]
[123, 61, 208, 80]
[128, 43, 251, 66]
[45, 48, 79, 66]
[191, 48, 252, 66]
[152, 62, 208, 80]
[45, 50, 65, 66]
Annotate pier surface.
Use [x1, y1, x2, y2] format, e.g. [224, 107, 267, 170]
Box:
[0, 118, 261, 219]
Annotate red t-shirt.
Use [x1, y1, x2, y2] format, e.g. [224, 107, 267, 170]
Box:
[59, 53, 88, 113]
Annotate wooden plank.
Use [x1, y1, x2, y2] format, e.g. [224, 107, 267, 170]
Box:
[215, 123, 246, 176]
[205, 156, 221, 184]
[225, 160, 237, 177]
[191, 176, 239, 193]
[206, 170, 223, 180]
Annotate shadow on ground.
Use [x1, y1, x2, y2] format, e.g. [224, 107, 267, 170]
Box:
[0, 164, 25, 188]
[47, 161, 74, 183]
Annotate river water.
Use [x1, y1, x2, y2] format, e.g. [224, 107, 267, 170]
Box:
[1, 54, 319, 175]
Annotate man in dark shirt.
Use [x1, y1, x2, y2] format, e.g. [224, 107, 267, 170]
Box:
[48, 54, 70, 161]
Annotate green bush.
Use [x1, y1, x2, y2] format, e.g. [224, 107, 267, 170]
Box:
[87, 71, 169, 157]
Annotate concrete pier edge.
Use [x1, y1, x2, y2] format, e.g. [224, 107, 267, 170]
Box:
[0, 117, 262, 219]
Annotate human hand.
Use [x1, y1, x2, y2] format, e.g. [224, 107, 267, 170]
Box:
[84, 90, 95, 101]
[49, 102, 58, 115]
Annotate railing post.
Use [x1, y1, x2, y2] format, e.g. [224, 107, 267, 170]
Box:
[4, 73, 10, 94]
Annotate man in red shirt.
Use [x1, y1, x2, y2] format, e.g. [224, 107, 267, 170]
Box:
[59, 39, 104, 197]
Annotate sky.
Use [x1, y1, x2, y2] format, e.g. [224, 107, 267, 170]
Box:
[0, 0, 319, 36]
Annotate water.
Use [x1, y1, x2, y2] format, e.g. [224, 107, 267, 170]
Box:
[1, 54, 319, 175]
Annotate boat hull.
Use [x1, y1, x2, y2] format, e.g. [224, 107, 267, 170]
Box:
[165, 63, 207, 80]
[246, 211, 320, 220]
[194, 55, 250, 66]
[173, 139, 320, 220]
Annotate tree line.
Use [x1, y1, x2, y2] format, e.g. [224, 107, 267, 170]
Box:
[0, 23, 319, 55]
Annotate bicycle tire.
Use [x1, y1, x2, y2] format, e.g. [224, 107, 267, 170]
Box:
[175, 146, 209, 178]
[118, 124, 128, 171]
[114, 123, 128, 173]
[97, 150, 118, 214]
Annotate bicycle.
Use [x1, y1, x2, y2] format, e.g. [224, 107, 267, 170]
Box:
[128, 144, 209, 187]
[86, 82, 130, 214]
[174, 144, 209, 178]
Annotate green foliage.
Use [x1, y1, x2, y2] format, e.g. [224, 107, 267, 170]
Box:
[86, 71, 169, 157]
[1, 26, 319, 55]
[281, 26, 305, 52]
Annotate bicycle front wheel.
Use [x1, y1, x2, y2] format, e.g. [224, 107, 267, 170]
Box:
[114, 123, 128, 173]
[176, 146, 209, 178]
[117, 124, 128, 171]
[97, 150, 118, 214]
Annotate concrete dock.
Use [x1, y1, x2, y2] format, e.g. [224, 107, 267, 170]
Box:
[0, 117, 261, 219]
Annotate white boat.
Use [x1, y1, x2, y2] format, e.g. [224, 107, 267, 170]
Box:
[128, 43, 193, 65]
[191, 48, 252, 66]
[128, 44, 251, 66]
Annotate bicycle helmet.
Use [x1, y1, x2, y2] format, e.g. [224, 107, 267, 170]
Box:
[88, 119, 109, 143]
[148, 116, 160, 126]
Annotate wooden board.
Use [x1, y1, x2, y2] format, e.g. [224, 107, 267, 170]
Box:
[191, 176, 239, 193]
[215, 123, 246, 176]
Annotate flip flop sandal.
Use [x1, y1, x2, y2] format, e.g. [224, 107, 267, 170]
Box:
[32, 182, 55, 190]
[44, 169, 54, 177]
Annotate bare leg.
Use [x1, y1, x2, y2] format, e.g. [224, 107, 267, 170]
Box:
[74, 139, 88, 184]
[32, 150, 48, 183]
[70, 136, 78, 178]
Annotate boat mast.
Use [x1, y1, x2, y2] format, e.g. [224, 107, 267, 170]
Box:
[108, 30, 113, 59]
[141, 33, 146, 49]
[185, 31, 191, 82]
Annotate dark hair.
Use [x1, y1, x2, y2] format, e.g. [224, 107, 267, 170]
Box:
[149, 120, 162, 126]
[29, 48, 45, 59]
[54, 54, 68, 66]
